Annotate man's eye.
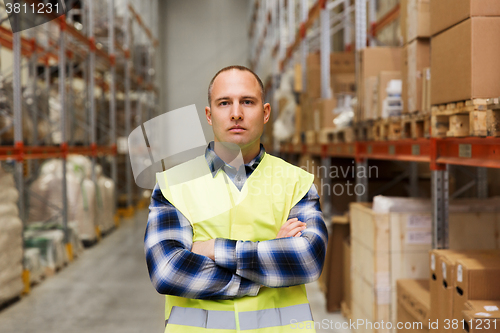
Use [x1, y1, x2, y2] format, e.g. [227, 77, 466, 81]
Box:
[243, 100, 253, 105]
[220, 101, 228, 106]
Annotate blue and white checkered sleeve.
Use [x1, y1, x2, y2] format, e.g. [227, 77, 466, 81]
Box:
[214, 184, 328, 288]
[144, 183, 260, 299]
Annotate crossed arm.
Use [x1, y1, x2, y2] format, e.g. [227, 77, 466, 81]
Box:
[144, 183, 328, 300]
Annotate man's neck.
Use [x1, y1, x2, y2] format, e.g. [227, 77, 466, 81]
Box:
[213, 141, 260, 166]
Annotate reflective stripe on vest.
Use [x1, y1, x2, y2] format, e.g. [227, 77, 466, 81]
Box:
[167, 303, 313, 330]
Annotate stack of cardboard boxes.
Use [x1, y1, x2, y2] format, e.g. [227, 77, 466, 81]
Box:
[357, 48, 402, 122]
[430, 0, 500, 106]
[430, 0, 500, 138]
[428, 250, 500, 333]
[347, 197, 500, 333]
[294, 52, 355, 145]
[400, 0, 431, 115]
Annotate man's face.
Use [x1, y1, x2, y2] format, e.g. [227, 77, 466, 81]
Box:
[205, 70, 270, 149]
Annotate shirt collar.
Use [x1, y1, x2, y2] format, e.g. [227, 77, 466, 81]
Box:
[205, 141, 266, 178]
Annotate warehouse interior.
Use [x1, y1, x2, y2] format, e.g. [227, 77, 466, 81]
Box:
[1, 0, 500, 332]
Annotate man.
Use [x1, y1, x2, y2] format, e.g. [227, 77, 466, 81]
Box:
[145, 65, 327, 332]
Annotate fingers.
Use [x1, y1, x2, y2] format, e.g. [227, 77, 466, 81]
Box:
[285, 225, 306, 238]
[278, 221, 303, 237]
[282, 217, 298, 227]
[276, 219, 307, 238]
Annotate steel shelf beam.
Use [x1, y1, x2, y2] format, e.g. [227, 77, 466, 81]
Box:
[280, 137, 500, 169]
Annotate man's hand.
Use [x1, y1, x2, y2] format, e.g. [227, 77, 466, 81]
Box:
[191, 239, 215, 260]
[276, 218, 306, 239]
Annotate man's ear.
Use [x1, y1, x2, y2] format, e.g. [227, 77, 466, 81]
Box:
[205, 106, 212, 125]
[263, 103, 271, 124]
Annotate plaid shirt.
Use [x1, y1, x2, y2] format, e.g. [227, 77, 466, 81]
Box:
[144, 142, 328, 300]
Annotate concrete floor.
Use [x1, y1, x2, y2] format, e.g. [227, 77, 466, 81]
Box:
[0, 210, 351, 333]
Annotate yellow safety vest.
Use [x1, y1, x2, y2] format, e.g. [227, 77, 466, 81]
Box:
[156, 152, 317, 332]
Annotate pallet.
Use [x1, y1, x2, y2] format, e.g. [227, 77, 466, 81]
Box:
[487, 97, 500, 136]
[431, 99, 488, 137]
[354, 120, 375, 141]
[304, 130, 317, 145]
[373, 117, 402, 141]
[291, 133, 301, 145]
[318, 127, 355, 144]
[401, 113, 430, 139]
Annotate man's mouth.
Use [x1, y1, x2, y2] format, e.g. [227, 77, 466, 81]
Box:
[229, 126, 245, 132]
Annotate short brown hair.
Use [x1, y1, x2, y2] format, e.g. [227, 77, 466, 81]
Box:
[208, 65, 264, 106]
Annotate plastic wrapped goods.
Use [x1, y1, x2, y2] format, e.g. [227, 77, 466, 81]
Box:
[95, 165, 116, 234]
[29, 156, 99, 242]
[24, 229, 67, 271]
[273, 69, 297, 142]
[0, 167, 23, 305]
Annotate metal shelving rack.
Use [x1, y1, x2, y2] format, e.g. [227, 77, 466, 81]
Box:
[0, 0, 159, 290]
[249, 0, 499, 250]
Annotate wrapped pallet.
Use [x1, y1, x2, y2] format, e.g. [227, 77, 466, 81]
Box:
[29, 159, 82, 223]
[25, 218, 88, 272]
[95, 165, 116, 234]
[0, 167, 23, 306]
[350, 196, 500, 333]
[24, 229, 67, 273]
[67, 155, 97, 242]
[29, 156, 99, 242]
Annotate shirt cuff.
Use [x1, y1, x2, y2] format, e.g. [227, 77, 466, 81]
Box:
[214, 238, 237, 273]
[243, 281, 261, 297]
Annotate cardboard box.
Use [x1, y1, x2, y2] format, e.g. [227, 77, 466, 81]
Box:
[431, 17, 500, 105]
[463, 300, 500, 332]
[452, 257, 500, 331]
[343, 237, 351, 314]
[397, 279, 430, 332]
[331, 73, 356, 94]
[430, 0, 500, 37]
[307, 52, 355, 98]
[330, 52, 355, 74]
[350, 201, 433, 327]
[462, 310, 500, 332]
[403, 39, 430, 113]
[306, 53, 321, 98]
[300, 92, 315, 131]
[364, 76, 378, 120]
[429, 250, 500, 333]
[421, 67, 431, 113]
[295, 105, 302, 134]
[353, 198, 500, 330]
[325, 215, 350, 312]
[464, 300, 500, 312]
[358, 47, 402, 120]
[359, 47, 402, 80]
[312, 98, 337, 131]
[429, 250, 440, 329]
[378, 71, 401, 118]
[401, 0, 430, 44]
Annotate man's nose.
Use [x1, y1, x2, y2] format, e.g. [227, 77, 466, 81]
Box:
[230, 103, 243, 120]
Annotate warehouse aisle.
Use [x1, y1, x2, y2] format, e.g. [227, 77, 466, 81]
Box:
[0, 210, 164, 333]
[0, 209, 350, 333]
